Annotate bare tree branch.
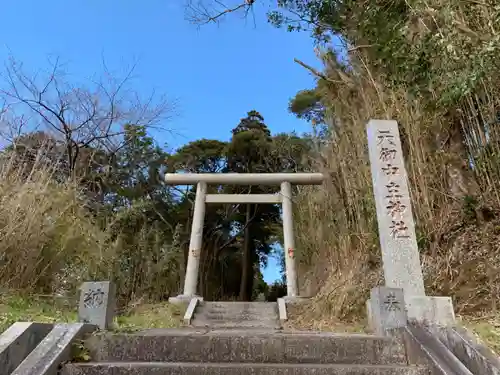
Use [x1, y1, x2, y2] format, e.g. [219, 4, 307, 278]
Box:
[0, 55, 177, 175]
[185, 0, 255, 25]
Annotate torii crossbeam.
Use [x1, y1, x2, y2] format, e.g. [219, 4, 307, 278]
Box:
[163, 172, 325, 302]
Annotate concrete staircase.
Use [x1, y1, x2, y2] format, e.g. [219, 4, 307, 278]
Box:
[191, 301, 281, 329]
[62, 329, 429, 375]
[59, 302, 431, 374]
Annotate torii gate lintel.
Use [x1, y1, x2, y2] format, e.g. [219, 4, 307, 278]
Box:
[163, 172, 325, 303]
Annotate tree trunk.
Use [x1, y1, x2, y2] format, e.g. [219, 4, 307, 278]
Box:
[180, 209, 192, 295]
[245, 246, 256, 300]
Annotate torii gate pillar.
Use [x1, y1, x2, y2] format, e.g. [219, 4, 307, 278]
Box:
[164, 173, 325, 303]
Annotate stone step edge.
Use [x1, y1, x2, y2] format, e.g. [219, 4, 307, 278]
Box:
[196, 316, 278, 318]
[192, 320, 279, 322]
[201, 310, 276, 313]
[202, 310, 277, 313]
[192, 320, 279, 324]
[200, 316, 277, 318]
[203, 308, 278, 310]
[201, 312, 277, 315]
[196, 314, 278, 316]
[93, 330, 394, 338]
[202, 311, 277, 312]
[191, 324, 280, 326]
[191, 323, 280, 325]
[204, 306, 277, 308]
[191, 325, 281, 327]
[202, 302, 276, 304]
[201, 312, 277, 314]
[65, 362, 424, 370]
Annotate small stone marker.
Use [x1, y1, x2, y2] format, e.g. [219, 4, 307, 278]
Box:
[78, 281, 115, 330]
[368, 287, 407, 335]
[367, 120, 425, 297]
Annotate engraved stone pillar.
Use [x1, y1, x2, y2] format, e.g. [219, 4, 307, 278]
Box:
[366, 120, 455, 326]
[367, 119, 425, 297]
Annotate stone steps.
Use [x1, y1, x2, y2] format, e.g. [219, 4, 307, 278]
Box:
[84, 331, 407, 365]
[62, 362, 429, 375]
[192, 318, 280, 328]
[61, 326, 429, 375]
[191, 301, 281, 329]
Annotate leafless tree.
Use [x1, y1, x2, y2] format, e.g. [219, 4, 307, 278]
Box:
[184, 0, 256, 25]
[0, 55, 176, 175]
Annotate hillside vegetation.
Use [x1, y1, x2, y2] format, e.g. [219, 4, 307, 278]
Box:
[2, 0, 500, 338]
[277, 0, 500, 323]
[0, 59, 304, 309]
[186, 0, 500, 323]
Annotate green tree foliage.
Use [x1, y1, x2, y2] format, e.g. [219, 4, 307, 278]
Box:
[226, 110, 281, 300]
[270, 0, 500, 108]
[289, 89, 324, 123]
[107, 124, 168, 206]
[186, 0, 500, 316]
[271, 0, 500, 315]
[169, 138, 241, 299]
[2, 102, 312, 303]
[168, 139, 227, 173]
[266, 281, 287, 302]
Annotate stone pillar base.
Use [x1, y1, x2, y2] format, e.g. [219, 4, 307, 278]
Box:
[281, 296, 309, 304]
[168, 295, 204, 304]
[366, 287, 456, 335]
[406, 295, 455, 326]
[366, 287, 407, 336]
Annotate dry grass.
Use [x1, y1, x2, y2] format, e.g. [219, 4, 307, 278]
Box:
[293, 55, 443, 320]
[2, 0, 500, 338]
[0, 150, 109, 294]
[284, 303, 366, 333]
[293, 3, 500, 326]
[284, 300, 500, 354]
[0, 145, 184, 306]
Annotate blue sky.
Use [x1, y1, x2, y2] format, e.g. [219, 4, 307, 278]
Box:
[0, 0, 323, 283]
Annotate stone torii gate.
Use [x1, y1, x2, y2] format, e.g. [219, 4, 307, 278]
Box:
[164, 172, 325, 303]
